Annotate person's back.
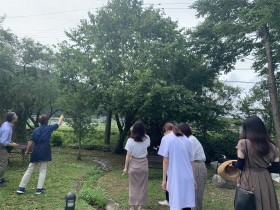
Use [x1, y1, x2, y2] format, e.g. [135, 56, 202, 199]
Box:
[233, 116, 279, 210]
[123, 121, 150, 210]
[158, 130, 195, 210]
[17, 114, 64, 195]
[188, 135, 206, 161]
[177, 122, 207, 210]
[240, 139, 278, 169]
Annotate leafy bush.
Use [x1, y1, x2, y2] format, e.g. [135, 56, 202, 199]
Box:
[51, 133, 63, 147]
[80, 187, 107, 209]
[198, 129, 239, 162]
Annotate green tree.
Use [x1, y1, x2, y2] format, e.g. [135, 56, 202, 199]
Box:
[55, 41, 95, 159]
[0, 21, 58, 141]
[238, 80, 275, 136]
[61, 0, 220, 153]
[191, 0, 280, 146]
[58, 84, 93, 160]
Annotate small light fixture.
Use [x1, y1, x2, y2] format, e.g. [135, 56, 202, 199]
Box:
[65, 192, 76, 210]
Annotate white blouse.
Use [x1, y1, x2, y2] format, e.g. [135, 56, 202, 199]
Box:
[124, 135, 150, 158]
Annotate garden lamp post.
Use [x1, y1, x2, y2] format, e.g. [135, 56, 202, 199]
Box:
[65, 192, 76, 210]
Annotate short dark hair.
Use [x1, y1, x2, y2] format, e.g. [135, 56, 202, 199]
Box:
[162, 122, 173, 133]
[6, 112, 17, 122]
[39, 114, 49, 125]
[178, 122, 192, 137]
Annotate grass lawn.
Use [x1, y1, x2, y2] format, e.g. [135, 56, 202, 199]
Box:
[0, 148, 103, 210]
[1, 148, 280, 210]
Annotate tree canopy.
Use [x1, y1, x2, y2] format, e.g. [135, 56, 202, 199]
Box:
[191, 0, 280, 146]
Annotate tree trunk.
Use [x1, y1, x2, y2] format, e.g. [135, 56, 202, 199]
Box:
[262, 25, 280, 147]
[13, 109, 29, 143]
[114, 110, 139, 154]
[77, 137, 82, 160]
[114, 125, 130, 154]
[104, 111, 112, 145]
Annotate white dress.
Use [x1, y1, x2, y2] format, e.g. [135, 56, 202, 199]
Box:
[158, 132, 195, 210]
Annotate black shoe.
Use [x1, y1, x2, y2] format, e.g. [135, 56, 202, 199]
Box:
[35, 188, 46, 195]
[0, 181, 6, 187]
[17, 187, 26, 194]
[0, 178, 8, 183]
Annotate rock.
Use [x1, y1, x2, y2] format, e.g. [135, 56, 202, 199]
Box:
[210, 161, 219, 170]
[92, 157, 112, 171]
[212, 174, 236, 189]
[106, 199, 120, 210]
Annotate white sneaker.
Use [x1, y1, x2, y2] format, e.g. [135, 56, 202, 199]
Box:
[159, 200, 169, 206]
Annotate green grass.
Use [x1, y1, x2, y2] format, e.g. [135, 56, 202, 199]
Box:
[1, 148, 280, 210]
[97, 161, 280, 210]
[0, 148, 104, 210]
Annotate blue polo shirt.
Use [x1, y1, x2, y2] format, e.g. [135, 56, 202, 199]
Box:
[30, 124, 59, 163]
[0, 122, 13, 146]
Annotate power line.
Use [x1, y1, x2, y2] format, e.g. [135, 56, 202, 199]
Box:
[144, 3, 193, 5]
[6, 3, 194, 19]
[223, 81, 256, 84]
[234, 69, 256, 71]
[6, 8, 99, 18]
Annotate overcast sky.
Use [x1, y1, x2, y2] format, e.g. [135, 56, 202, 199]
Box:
[1, 0, 260, 92]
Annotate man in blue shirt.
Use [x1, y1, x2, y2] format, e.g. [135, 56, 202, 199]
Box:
[17, 114, 64, 194]
[0, 112, 19, 186]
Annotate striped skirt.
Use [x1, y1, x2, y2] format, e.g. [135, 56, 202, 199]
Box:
[128, 157, 148, 205]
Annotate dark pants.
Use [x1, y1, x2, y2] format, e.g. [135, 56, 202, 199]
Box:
[0, 146, 8, 180]
[166, 175, 169, 201]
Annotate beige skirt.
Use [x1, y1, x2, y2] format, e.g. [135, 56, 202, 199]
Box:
[128, 157, 148, 205]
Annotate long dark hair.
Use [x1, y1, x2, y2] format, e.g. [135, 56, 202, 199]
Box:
[240, 116, 272, 156]
[178, 122, 192, 137]
[130, 121, 146, 142]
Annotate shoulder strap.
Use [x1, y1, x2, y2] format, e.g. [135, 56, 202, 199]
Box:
[177, 137, 191, 158]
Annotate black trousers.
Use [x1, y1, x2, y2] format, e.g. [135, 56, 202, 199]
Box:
[165, 175, 169, 201]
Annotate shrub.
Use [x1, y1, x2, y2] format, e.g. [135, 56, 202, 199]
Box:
[51, 133, 63, 147]
[80, 187, 107, 209]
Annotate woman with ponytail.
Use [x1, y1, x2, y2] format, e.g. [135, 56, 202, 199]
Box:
[123, 121, 150, 210]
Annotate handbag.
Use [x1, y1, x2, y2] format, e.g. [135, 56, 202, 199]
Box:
[234, 185, 255, 210]
[234, 139, 256, 210]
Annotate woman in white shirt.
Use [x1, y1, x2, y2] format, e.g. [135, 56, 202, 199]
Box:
[123, 121, 150, 210]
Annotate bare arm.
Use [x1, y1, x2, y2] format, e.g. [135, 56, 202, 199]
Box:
[237, 149, 245, 158]
[162, 157, 168, 191]
[57, 114, 64, 126]
[123, 151, 132, 173]
[191, 161, 197, 189]
[25, 140, 34, 155]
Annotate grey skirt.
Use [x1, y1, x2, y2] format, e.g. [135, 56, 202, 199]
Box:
[128, 157, 148, 205]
